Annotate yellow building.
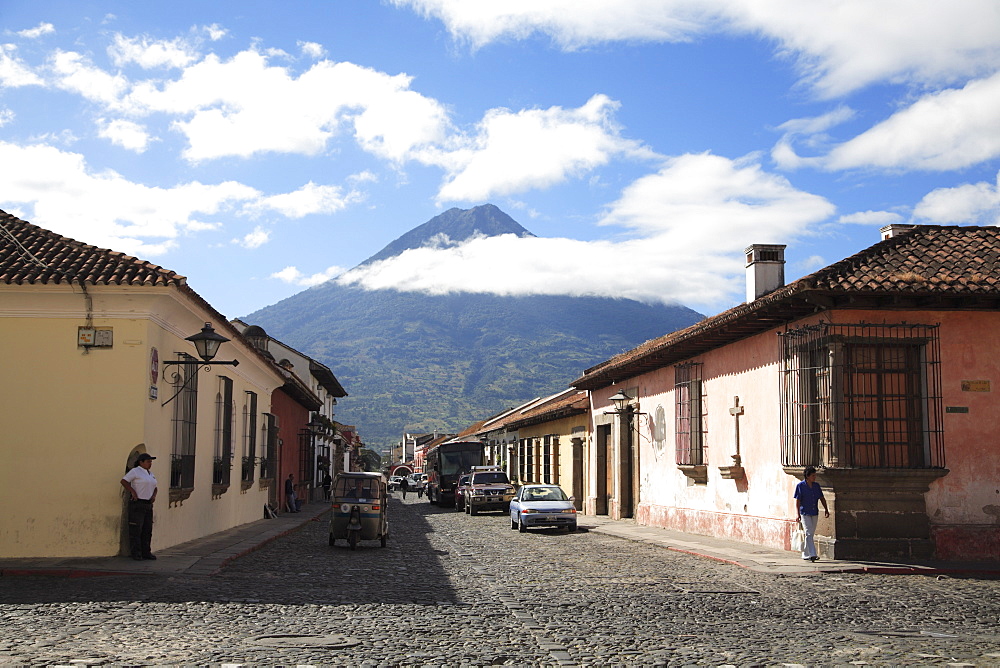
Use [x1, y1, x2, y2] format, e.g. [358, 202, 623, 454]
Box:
[0, 212, 284, 558]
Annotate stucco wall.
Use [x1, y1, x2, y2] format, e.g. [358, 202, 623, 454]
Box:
[0, 285, 282, 558]
[588, 308, 1000, 559]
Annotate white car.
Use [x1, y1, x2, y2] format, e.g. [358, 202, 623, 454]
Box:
[388, 475, 403, 491]
[509, 484, 577, 532]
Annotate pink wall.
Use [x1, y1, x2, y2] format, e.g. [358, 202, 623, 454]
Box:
[593, 308, 1000, 560]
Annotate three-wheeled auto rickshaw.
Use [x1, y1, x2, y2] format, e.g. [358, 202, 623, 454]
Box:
[328, 471, 388, 550]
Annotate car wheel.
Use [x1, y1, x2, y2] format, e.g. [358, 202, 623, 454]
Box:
[465, 500, 471, 514]
[469, 504, 478, 516]
[568, 522, 577, 533]
[518, 517, 527, 533]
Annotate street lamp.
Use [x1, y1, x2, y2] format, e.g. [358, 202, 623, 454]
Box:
[608, 389, 632, 413]
[161, 322, 239, 407]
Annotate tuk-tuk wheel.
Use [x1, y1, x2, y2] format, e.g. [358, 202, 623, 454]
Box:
[328, 533, 335, 547]
[349, 531, 359, 550]
[380, 535, 387, 548]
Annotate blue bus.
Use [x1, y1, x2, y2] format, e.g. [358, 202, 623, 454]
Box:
[425, 441, 484, 507]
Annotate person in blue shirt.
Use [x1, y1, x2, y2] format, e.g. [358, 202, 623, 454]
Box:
[794, 466, 829, 561]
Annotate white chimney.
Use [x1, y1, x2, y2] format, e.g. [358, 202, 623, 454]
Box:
[745, 244, 786, 302]
[880, 223, 916, 240]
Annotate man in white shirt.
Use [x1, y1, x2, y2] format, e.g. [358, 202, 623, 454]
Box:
[121, 453, 158, 561]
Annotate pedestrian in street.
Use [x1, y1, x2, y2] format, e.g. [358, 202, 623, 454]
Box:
[322, 471, 333, 501]
[794, 466, 829, 561]
[285, 473, 299, 513]
[400, 475, 409, 499]
[121, 453, 158, 561]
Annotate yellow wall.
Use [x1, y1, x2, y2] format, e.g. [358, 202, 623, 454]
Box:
[0, 284, 282, 558]
[517, 414, 589, 502]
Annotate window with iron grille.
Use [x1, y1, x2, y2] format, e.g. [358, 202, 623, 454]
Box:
[242, 391, 257, 482]
[213, 377, 234, 485]
[542, 435, 551, 483]
[779, 322, 944, 469]
[298, 428, 316, 492]
[170, 353, 198, 489]
[675, 362, 705, 465]
[260, 413, 278, 480]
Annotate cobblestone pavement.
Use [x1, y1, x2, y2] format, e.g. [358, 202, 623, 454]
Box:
[2, 494, 1000, 667]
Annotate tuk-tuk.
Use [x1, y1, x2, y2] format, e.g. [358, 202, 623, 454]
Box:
[328, 472, 388, 550]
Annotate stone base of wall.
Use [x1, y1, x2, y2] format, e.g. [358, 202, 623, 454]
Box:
[636, 503, 792, 551]
[931, 525, 1000, 562]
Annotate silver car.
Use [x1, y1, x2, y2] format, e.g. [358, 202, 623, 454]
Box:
[509, 484, 577, 533]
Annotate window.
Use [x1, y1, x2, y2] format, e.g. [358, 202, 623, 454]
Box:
[214, 377, 234, 486]
[261, 413, 278, 480]
[675, 362, 704, 465]
[242, 392, 257, 483]
[170, 353, 198, 490]
[779, 322, 943, 469]
[542, 435, 551, 483]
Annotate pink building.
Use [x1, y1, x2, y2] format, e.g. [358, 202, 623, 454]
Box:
[574, 225, 1000, 562]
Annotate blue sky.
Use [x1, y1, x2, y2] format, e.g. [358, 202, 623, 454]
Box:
[1, 1, 999, 319]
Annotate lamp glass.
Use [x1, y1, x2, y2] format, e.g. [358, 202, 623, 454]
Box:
[186, 322, 231, 362]
[609, 390, 631, 412]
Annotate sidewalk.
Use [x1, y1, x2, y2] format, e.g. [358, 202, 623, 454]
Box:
[1, 504, 996, 578]
[0, 502, 332, 578]
[581, 515, 1000, 577]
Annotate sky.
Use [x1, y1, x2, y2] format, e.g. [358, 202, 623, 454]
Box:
[1, 0, 999, 320]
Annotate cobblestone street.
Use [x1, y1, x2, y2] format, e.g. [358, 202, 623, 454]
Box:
[2, 494, 1000, 666]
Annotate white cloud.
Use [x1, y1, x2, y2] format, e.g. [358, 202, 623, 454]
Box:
[16, 23, 55, 39]
[433, 94, 654, 202]
[394, 0, 1000, 95]
[0, 44, 45, 87]
[838, 210, 904, 226]
[127, 50, 450, 163]
[341, 153, 835, 309]
[299, 41, 326, 59]
[108, 33, 199, 69]
[236, 225, 270, 249]
[98, 118, 152, 152]
[913, 173, 1000, 224]
[821, 72, 1000, 171]
[271, 265, 346, 286]
[0, 140, 261, 257]
[249, 181, 364, 218]
[50, 49, 130, 107]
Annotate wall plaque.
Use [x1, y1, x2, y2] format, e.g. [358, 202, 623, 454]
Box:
[961, 380, 991, 392]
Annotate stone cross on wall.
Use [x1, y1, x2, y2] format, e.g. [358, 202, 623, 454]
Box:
[729, 396, 744, 467]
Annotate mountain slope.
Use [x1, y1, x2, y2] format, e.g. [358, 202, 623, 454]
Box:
[245, 206, 702, 451]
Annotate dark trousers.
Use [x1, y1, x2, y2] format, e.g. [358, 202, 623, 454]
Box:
[128, 500, 154, 557]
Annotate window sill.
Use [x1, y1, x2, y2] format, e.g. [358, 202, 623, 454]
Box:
[677, 464, 708, 484]
[169, 487, 193, 507]
[212, 483, 230, 499]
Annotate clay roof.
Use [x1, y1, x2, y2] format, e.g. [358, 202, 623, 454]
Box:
[574, 225, 1000, 390]
[465, 389, 589, 436]
[0, 210, 280, 374]
[0, 211, 187, 287]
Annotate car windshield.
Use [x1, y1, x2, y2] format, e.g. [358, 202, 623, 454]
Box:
[523, 487, 568, 501]
[473, 473, 508, 484]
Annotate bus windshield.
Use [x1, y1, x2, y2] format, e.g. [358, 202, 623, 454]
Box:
[440, 446, 482, 476]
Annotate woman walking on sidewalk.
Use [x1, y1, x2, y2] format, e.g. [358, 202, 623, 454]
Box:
[794, 466, 830, 561]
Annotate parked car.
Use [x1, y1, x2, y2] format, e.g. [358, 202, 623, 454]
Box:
[464, 466, 515, 515]
[509, 484, 577, 533]
[388, 475, 403, 491]
[453, 474, 471, 511]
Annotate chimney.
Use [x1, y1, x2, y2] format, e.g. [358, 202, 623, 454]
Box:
[879, 223, 916, 240]
[745, 244, 786, 302]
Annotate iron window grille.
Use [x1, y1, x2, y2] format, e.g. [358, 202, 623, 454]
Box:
[779, 322, 944, 469]
[260, 413, 278, 480]
[298, 428, 317, 493]
[242, 391, 257, 482]
[542, 435, 552, 484]
[213, 377, 234, 485]
[170, 353, 198, 489]
[675, 362, 705, 465]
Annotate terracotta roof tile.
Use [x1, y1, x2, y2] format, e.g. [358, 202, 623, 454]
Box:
[574, 225, 1000, 389]
[0, 211, 186, 287]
